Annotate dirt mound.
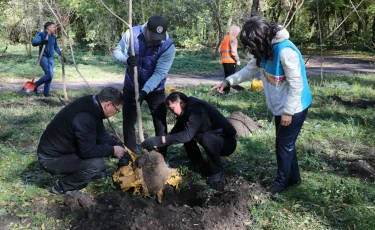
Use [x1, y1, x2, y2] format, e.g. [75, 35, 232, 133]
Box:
[68, 176, 264, 229]
[227, 112, 261, 137]
[347, 160, 375, 181]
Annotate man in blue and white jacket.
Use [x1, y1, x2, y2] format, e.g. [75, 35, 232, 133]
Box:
[32, 22, 65, 97]
[212, 17, 312, 195]
[114, 16, 175, 156]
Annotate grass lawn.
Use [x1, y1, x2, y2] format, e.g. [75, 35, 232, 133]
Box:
[1, 43, 375, 229]
[0, 45, 223, 84]
[1, 72, 375, 229]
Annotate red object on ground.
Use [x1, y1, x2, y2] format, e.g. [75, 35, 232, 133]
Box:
[21, 79, 36, 94]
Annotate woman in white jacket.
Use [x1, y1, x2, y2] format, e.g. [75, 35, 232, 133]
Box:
[212, 17, 312, 195]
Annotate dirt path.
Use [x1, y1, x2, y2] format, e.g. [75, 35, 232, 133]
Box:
[0, 54, 374, 92]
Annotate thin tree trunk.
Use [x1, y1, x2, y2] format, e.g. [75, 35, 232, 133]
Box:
[316, 0, 324, 84]
[61, 30, 68, 101]
[372, 16, 375, 45]
[38, 0, 44, 31]
[128, 0, 145, 144]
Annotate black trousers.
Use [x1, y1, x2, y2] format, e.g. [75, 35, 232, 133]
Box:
[274, 108, 308, 187]
[184, 133, 237, 175]
[38, 154, 105, 191]
[222, 63, 244, 92]
[122, 89, 167, 155]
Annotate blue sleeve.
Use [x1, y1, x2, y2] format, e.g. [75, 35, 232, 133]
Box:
[32, 32, 43, 47]
[142, 44, 176, 94]
[73, 112, 114, 159]
[113, 29, 130, 63]
[54, 37, 62, 56]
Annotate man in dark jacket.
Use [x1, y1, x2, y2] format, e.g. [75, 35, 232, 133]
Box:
[141, 92, 237, 184]
[37, 87, 128, 195]
[32, 22, 66, 96]
[113, 15, 175, 156]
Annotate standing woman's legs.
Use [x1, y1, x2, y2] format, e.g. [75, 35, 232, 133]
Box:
[274, 109, 308, 188]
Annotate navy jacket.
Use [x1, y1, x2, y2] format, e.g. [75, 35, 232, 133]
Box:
[32, 31, 62, 58]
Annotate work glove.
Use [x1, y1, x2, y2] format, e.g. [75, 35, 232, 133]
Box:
[236, 60, 241, 66]
[141, 136, 163, 151]
[138, 90, 147, 104]
[134, 154, 150, 168]
[117, 151, 132, 168]
[41, 40, 48, 45]
[127, 54, 139, 67]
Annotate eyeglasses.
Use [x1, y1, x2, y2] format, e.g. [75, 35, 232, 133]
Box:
[111, 103, 121, 114]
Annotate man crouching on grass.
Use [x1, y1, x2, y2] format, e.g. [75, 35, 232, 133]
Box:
[37, 87, 130, 195]
[141, 92, 237, 187]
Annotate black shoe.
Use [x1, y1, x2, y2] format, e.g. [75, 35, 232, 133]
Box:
[232, 85, 245, 91]
[288, 179, 302, 187]
[269, 183, 286, 195]
[51, 181, 83, 195]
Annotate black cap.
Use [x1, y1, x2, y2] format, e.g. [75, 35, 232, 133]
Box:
[147, 16, 168, 41]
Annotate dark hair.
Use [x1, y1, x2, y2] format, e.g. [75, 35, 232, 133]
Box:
[240, 17, 281, 67]
[166, 92, 188, 104]
[97, 87, 124, 105]
[44, 22, 55, 30]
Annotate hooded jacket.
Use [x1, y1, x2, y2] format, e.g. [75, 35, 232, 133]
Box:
[226, 28, 312, 116]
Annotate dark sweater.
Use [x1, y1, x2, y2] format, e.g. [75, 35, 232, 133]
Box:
[37, 95, 118, 159]
[165, 97, 236, 144]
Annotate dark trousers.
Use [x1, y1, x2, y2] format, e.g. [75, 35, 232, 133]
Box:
[222, 63, 244, 92]
[122, 89, 167, 155]
[274, 108, 308, 187]
[38, 154, 105, 191]
[184, 133, 237, 175]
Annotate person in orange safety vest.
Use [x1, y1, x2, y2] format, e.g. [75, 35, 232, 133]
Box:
[220, 25, 244, 92]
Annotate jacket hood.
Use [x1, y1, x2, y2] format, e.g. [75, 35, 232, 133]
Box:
[272, 27, 290, 44]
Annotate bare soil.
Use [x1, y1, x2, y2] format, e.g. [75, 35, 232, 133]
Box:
[47, 176, 264, 230]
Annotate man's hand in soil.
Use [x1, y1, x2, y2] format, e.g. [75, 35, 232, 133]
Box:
[141, 136, 163, 151]
[127, 54, 139, 67]
[113, 146, 126, 159]
[117, 151, 132, 168]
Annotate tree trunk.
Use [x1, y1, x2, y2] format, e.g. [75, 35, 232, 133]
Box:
[38, 0, 44, 31]
[251, 0, 260, 16]
[340, 10, 348, 42]
[372, 16, 375, 45]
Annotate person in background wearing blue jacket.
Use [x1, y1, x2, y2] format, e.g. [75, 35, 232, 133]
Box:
[212, 17, 312, 196]
[114, 16, 175, 156]
[32, 22, 66, 97]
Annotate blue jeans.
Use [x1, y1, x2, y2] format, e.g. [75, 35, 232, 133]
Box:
[35, 56, 54, 96]
[274, 108, 308, 187]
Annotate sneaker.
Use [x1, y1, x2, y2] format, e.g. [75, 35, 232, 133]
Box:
[269, 183, 286, 195]
[51, 181, 83, 195]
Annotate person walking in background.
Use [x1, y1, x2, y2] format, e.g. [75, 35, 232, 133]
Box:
[32, 22, 66, 97]
[220, 25, 244, 93]
[114, 15, 175, 157]
[212, 17, 312, 195]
